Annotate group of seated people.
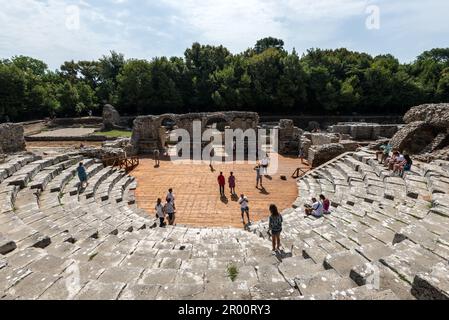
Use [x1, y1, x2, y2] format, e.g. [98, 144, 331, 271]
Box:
[304, 194, 331, 218]
[376, 143, 413, 177]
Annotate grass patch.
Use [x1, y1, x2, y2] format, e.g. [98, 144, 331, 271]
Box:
[93, 130, 132, 138]
[226, 263, 239, 282]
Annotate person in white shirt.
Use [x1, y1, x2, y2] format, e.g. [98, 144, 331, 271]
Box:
[261, 154, 270, 175]
[155, 198, 165, 227]
[166, 188, 175, 209]
[304, 198, 323, 218]
[239, 194, 251, 225]
[165, 198, 176, 225]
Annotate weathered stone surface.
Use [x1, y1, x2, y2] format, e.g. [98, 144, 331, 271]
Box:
[75, 280, 126, 300]
[390, 121, 437, 154]
[80, 147, 125, 160]
[0, 235, 17, 255]
[277, 119, 302, 155]
[413, 263, 449, 300]
[404, 103, 449, 129]
[308, 143, 345, 168]
[0, 123, 26, 153]
[310, 133, 340, 146]
[324, 251, 368, 277]
[131, 112, 259, 154]
[386, 104, 449, 160]
[295, 269, 356, 297]
[102, 104, 121, 130]
[331, 123, 399, 140]
[340, 140, 360, 152]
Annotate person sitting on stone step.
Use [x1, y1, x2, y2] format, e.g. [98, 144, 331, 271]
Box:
[319, 194, 331, 214]
[304, 197, 323, 218]
[394, 154, 413, 177]
[376, 143, 392, 164]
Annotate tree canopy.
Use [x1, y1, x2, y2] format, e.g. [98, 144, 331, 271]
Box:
[1, 39, 448, 122]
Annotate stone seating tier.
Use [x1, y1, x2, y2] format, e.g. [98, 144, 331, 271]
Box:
[1, 150, 449, 299]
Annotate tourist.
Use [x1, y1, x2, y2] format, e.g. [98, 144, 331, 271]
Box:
[304, 197, 323, 218]
[239, 194, 250, 224]
[319, 194, 331, 214]
[165, 198, 176, 225]
[299, 147, 306, 164]
[394, 154, 413, 177]
[155, 198, 165, 227]
[218, 172, 226, 197]
[268, 204, 283, 254]
[77, 162, 88, 189]
[228, 172, 236, 195]
[261, 154, 270, 175]
[386, 151, 400, 170]
[376, 143, 392, 164]
[254, 164, 263, 188]
[210, 147, 215, 166]
[166, 188, 175, 209]
[154, 149, 160, 167]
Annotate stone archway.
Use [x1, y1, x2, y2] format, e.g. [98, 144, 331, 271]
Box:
[156, 115, 179, 149]
[205, 115, 230, 132]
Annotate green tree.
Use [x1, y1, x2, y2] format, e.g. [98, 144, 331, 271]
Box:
[117, 59, 152, 114]
[254, 37, 285, 54]
[0, 63, 26, 121]
[184, 43, 231, 110]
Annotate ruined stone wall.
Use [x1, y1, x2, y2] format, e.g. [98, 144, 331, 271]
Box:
[389, 104, 449, 161]
[310, 133, 340, 146]
[0, 123, 26, 153]
[103, 104, 122, 130]
[131, 112, 259, 154]
[331, 123, 400, 140]
[308, 143, 346, 168]
[277, 119, 302, 155]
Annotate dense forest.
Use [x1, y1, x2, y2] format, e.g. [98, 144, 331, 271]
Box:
[1, 37, 449, 122]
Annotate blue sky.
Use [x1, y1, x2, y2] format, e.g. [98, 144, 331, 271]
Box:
[0, 0, 448, 70]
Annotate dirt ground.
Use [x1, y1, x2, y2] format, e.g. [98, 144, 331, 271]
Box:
[131, 155, 310, 229]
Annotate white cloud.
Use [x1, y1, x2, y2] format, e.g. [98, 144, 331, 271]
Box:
[0, 0, 447, 68]
[160, 0, 368, 51]
[0, 0, 141, 69]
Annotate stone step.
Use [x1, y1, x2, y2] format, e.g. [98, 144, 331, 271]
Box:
[0, 234, 17, 255]
[413, 262, 449, 300]
[295, 269, 357, 297]
[380, 241, 443, 285]
[48, 158, 95, 193]
[323, 250, 369, 277]
[278, 256, 325, 286]
[68, 163, 104, 196]
[83, 167, 116, 199]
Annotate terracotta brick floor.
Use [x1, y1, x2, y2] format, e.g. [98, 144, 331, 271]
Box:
[131, 154, 310, 229]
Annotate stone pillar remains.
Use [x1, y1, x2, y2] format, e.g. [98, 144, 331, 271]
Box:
[102, 104, 121, 130]
[0, 123, 26, 153]
[278, 119, 302, 155]
[308, 143, 346, 168]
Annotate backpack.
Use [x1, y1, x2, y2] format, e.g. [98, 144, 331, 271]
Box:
[270, 215, 283, 231]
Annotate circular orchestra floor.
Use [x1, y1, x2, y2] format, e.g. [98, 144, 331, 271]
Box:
[131, 154, 310, 228]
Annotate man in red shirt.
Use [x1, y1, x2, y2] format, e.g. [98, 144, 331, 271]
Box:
[218, 172, 226, 197]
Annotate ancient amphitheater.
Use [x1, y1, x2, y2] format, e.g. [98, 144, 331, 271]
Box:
[1, 105, 449, 300]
